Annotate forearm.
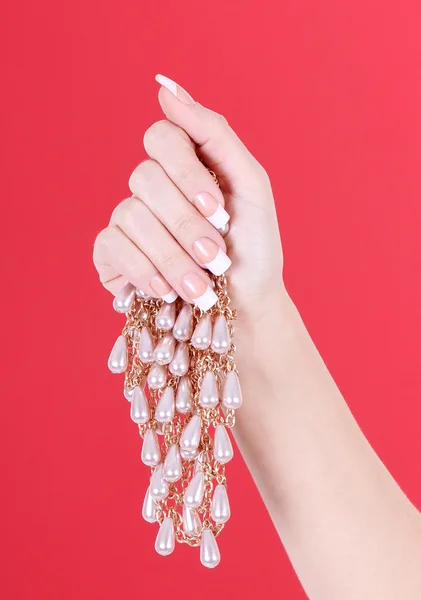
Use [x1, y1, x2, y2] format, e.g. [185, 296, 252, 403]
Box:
[234, 290, 421, 599]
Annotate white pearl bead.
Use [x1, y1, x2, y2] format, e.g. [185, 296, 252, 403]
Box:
[210, 484, 231, 524]
[198, 371, 219, 408]
[155, 517, 175, 556]
[211, 315, 230, 355]
[141, 428, 161, 467]
[137, 327, 155, 364]
[213, 425, 234, 464]
[180, 414, 201, 454]
[173, 303, 193, 341]
[155, 386, 175, 423]
[200, 529, 220, 568]
[191, 314, 212, 350]
[180, 446, 199, 461]
[222, 371, 242, 409]
[113, 283, 136, 313]
[153, 333, 176, 365]
[155, 302, 176, 331]
[184, 471, 205, 508]
[124, 387, 134, 401]
[147, 364, 167, 390]
[135, 288, 151, 300]
[150, 464, 169, 501]
[175, 376, 192, 414]
[183, 504, 201, 536]
[142, 486, 157, 523]
[108, 335, 128, 374]
[163, 444, 182, 482]
[169, 342, 190, 377]
[130, 386, 150, 424]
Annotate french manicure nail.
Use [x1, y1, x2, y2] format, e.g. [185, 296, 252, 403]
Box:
[181, 273, 218, 312]
[193, 192, 230, 229]
[150, 274, 178, 303]
[155, 74, 195, 105]
[193, 238, 231, 276]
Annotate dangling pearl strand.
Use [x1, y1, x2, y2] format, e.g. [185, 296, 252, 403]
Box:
[109, 273, 242, 567]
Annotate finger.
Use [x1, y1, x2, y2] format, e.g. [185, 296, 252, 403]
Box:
[93, 225, 177, 302]
[128, 160, 231, 276]
[155, 74, 269, 195]
[143, 119, 230, 230]
[110, 197, 219, 311]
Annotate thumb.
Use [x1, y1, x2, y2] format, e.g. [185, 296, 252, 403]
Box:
[155, 74, 267, 194]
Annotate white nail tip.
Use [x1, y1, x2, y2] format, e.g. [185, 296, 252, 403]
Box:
[193, 286, 218, 312]
[155, 74, 178, 96]
[207, 203, 230, 229]
[204, 247, 231, 276]
[161, 290, 178, 303]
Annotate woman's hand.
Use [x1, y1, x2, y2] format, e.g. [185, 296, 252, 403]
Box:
[93, 74, 285, 331]
[93, 75, 421, 599]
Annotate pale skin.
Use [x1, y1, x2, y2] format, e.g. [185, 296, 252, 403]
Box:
[93, 75, 421, 599]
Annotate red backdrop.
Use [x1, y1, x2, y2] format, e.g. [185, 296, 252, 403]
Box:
[2, 0, 421, 598]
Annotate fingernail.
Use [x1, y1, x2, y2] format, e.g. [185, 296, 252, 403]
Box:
[155, 74, 195, 105]
[181, 273, 218, 312]
[193, 192, 230, 229]
[150, 274, 178, 303]
[193, 238, 231, 276]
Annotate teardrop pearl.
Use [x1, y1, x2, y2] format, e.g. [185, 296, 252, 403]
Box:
[147, 364, 167, 390]
[141, 428, 161, 467]
[155, 517, 175, 556]
[183, 504, 201, 536]
[211, 315, 231, 355]
[184, 471, 205, 508]
[130, 386, 150, 424]
[175, 376, 192, 414]
[124, 387, 134, 401]
[213, 425, 234, 464]
[222, 371, 242, 410]
[180, 414, 201, 454]
[113, 283, 136, 313]
[210, 484, 231, 524]
[155, 386, 175, 423]
[108, 335, 128, 374]
[155, 302, 176, 331]
[137, 327, 155, 364]
[169, 342, 189, 377]
[136, 288, 151, 300]
[198, 371, 219, 408]
[191, 314, 212, 350]
[180, 446, 199, 461]
[142, 486, 157, 523]
[200, 529, 220, 568]
[163, 444, 182, 482]
[150, 464, 169, 501]
[153, 333, 176, 365]
[173, 303, 193, 341]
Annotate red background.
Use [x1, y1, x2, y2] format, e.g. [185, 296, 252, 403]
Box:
[2, 0, 421, 598]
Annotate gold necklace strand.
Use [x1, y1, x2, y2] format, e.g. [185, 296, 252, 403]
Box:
[107, 173, 241, 568]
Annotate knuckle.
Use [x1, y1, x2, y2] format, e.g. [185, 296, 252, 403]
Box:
[143, 119, 174, 152]
[172, 212, 198, 237]
[161, 252, 176, 270]
[128, 159, 163, 194]
[111, 196, 141, 229]
[208, 110, 229, 129]
[94, 227, 113, 256]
